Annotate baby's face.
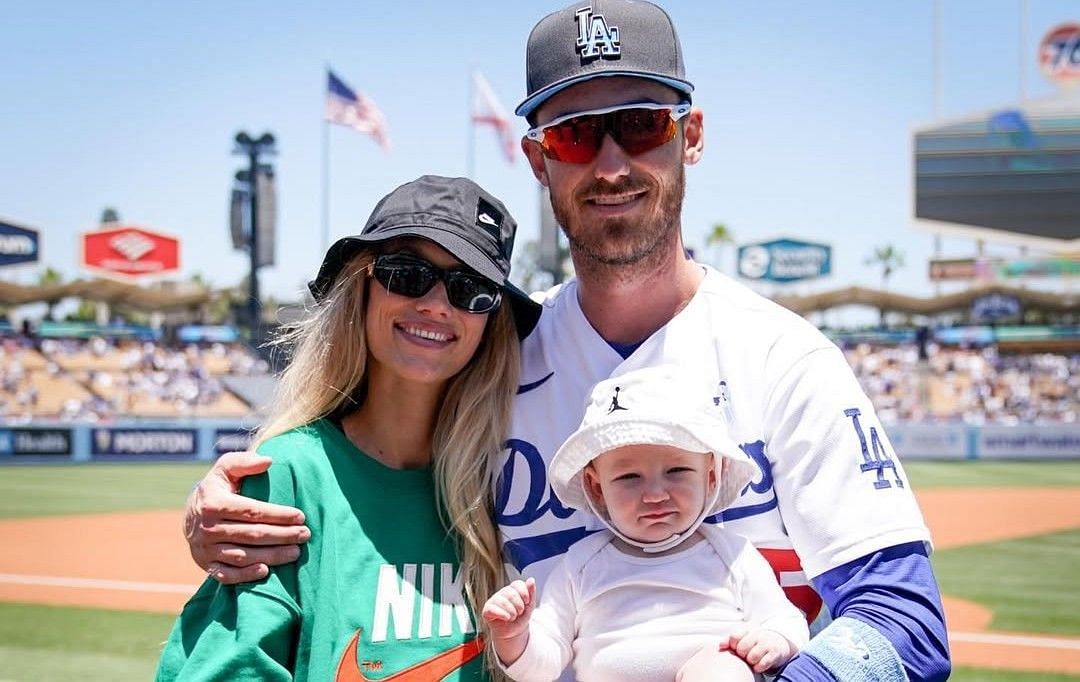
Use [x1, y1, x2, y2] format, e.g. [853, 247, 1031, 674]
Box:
[584, 444, 716, 544]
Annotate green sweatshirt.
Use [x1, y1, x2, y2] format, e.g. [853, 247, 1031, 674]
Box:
[156, 419, 486, 681]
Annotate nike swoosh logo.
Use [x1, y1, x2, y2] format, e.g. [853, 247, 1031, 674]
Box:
[516, 371, 554, 395]
[335, 628, 485, 682]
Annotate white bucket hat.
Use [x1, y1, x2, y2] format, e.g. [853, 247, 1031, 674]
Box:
[550, 365, 757, 553]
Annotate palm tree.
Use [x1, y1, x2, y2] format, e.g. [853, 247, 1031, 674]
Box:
[100, 207, 120, 224]
[864, 245, 905, 327]
[189, 272, 211, 290]
[706, 222, 734, 273]
[37, 266, 64, 321]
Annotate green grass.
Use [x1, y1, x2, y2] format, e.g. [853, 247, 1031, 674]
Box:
[0, 601, 1074, 682]
[0, 602, 176, 681]
[0, 463, 209, 519]
[951, 669, 1079, 681]
[906, 460, 1080, 488]
[932, 528, 1080, 637]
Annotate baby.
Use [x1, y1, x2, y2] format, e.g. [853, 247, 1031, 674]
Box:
[483, 365, 809, 681]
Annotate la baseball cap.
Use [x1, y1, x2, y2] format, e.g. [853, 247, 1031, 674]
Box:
[309, 175, 541, 339]
[516, 0, 695, 120]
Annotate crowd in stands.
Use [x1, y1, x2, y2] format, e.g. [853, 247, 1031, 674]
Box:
[1, 331, 1076, 425]
[841, 341, 1078, 425]
[0, 335, 269, 422]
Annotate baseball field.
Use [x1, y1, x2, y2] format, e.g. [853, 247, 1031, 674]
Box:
[0, 460, 1077, 681]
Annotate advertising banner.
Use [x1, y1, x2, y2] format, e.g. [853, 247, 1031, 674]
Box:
[971, 293, 1022, 322]
[928, 258, 997, 281]
[930, 257, 1080, 281]
[178, 325, 240, 343]
[0, 219, 41, 268]
[0, 428, 73, 456]
[737, 239, 831, 282]
[933, 326, 996, 346]
[978, 425, 1080, 459]
[998, 258, 1080, 278]
[81, 225, 180, 279]
[1039, 23, 1080, 86]
[886, 424, 967, 460]
[91, 427, 198, 458]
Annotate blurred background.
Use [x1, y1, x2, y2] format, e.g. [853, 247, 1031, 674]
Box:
[0, 1, 1077, 680]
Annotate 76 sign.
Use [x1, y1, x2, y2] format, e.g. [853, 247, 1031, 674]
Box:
[1039, 23, 1080, 85]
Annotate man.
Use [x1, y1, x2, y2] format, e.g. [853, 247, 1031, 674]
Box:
[186, 2, 950, 679]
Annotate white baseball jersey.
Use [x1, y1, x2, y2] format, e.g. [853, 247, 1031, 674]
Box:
[496, 265, 931, 625]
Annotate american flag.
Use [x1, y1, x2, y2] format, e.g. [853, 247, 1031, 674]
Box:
[326, 69, 390, 151]
[471, 71, 516, 164]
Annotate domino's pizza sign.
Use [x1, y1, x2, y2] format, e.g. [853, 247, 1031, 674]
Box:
[0, 219, 40, 268]
[737, 239, 832, 283]
[1039, 23, 1080, 86]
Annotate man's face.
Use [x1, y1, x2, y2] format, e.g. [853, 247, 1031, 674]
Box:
[526, 77, 696, 270]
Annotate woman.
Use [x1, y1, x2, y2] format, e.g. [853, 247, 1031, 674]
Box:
[156, 175, 540, 681]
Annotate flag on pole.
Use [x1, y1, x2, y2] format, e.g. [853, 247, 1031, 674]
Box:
[471, 71, 516, 164]
[326, 69, 390, 151]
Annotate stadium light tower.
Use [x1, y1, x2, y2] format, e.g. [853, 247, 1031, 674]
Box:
[232, 131, 277, 345]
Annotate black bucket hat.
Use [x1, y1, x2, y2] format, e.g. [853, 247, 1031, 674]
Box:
[309, 175, 541, 339]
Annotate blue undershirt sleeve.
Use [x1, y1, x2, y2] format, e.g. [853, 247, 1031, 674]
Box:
[776, 541, 951, 681]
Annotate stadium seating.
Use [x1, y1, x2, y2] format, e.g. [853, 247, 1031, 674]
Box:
[5, 336, 270, 421]
[5, 329, 1076, 425]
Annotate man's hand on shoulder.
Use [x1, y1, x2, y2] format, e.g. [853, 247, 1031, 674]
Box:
[185, 451, 311, 585]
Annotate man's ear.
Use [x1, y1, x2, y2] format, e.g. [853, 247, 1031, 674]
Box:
[682, 107, 704, 166]
[583, 466, 606, 513]
[522, 138, 550, 187]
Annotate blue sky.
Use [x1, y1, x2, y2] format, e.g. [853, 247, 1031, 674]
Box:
[1, 0, 1075, 316]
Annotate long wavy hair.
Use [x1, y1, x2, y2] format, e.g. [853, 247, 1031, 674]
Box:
[254, 248, 518, 677]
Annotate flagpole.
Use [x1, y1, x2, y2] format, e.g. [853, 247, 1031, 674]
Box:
[466, 69, 476, 180]
[321, 66, 331, 257]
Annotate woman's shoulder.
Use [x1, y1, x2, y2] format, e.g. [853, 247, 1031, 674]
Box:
[239, 421, 337, 506]
[244, 420, 341, 492]
[256, 420, 334, 463]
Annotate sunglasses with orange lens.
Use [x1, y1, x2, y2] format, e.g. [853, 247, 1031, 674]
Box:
[525, 102, 691, 164]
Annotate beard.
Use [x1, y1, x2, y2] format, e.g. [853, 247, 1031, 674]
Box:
[550, 162, 686, 271]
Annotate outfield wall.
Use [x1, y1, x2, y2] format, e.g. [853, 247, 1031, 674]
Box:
[0, 420, 257, 463]
[0, 421, 1077, 462]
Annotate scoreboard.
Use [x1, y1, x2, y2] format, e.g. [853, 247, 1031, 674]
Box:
[913, 100, 1080, 246]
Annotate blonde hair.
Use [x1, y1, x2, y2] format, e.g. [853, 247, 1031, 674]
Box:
[254, 248, 518, 677]
[254, 254, 375, 442]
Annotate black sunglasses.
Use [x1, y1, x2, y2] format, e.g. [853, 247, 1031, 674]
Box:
[370, 253, 502, 314]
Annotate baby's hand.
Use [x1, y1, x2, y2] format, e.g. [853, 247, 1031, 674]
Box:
[720, 625, 798, 673]
[481, 577, 536, 640]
